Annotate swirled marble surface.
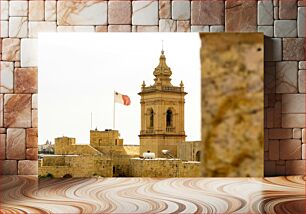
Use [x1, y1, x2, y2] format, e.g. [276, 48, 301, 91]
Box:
[0, 176, 305, 214]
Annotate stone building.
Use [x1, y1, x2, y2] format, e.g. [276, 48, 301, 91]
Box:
[178, 141, 201, 162]
[89, 129, 139, 176]
[39, 129, 139, 177]
[38, 140, 54, 154]
[138, 50, 187, 158]
[39, 129, 201, 178]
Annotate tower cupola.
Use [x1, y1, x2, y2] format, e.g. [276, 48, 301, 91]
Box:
[153, 50, 172, 86]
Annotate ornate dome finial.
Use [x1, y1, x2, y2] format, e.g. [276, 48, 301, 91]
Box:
[153, 49, 172, 78]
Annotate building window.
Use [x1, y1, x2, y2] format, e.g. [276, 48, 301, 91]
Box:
[166, 109, 173, 127]
[196, 151, 201, 162]
[150, 109, 154, 128]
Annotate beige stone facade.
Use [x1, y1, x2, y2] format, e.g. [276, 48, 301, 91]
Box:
[39, 155, 112, 178]
[54, 137, 100, 155]
[130, 158, 200, 177]
[39, 129, 140, 177]
[139, 51, 187, 158]
[178, 141, 201, 161]
[89, 129, 140, 176]
[39, 128, 200, 178]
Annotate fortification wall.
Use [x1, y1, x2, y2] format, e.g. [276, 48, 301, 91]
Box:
[39, 166, 72, 178]
[39, 155, 112, 178]
[129, 158, 200, 177]
[42, 155, 66, 166]
[54, 144, 101, 155]
[179, 161, 201, 177]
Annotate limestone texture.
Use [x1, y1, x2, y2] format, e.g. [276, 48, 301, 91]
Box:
[200, 33, 264, 177]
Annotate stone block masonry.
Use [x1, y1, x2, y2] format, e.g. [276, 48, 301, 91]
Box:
[0, 0, 305, 176]
[129, 158, 200, 177]
[39, 155, 112, 178]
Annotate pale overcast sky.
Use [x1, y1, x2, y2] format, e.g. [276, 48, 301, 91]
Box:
[38, 33, 201, 145]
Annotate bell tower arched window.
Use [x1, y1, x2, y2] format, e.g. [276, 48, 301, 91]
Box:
[196, 151, 201, 162]
[150, 109, 154, 128]
[166, 109, 173, 127]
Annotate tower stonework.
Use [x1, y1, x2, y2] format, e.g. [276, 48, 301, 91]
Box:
[138, 50, 187, 158]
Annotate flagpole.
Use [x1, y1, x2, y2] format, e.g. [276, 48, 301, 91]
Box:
[91, 112, 92, 130]
[113, 91, 115, 130]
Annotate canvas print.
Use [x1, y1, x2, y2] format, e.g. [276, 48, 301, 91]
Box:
[38, 32, 264, 178]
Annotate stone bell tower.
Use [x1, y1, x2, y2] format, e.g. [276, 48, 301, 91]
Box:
[138, 50, 187, 158]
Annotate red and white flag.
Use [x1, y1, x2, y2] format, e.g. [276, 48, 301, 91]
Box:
[114, 91, 131, 106]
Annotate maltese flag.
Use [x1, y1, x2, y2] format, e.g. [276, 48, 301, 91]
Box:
[114, 91, 131, 106]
